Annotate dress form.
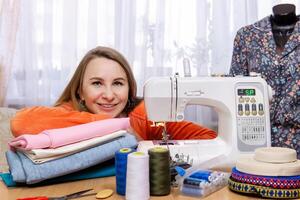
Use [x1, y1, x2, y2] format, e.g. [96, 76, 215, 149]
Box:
[270, 4, 298, 53]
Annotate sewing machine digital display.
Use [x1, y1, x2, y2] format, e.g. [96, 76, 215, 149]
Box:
[237, 88, 256, 96]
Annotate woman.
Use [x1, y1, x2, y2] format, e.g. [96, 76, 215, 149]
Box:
[11, 46, 217, 140]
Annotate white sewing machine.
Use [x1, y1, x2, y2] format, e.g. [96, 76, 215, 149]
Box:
[137, 74, 272, 169]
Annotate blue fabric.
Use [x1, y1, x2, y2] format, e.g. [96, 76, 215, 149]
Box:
[6, 133, 137, 184]
[0, 159, 115, 187]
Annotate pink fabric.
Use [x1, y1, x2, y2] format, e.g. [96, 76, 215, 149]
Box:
[8, 134, 51, 150]
[9, 118, 130, 150]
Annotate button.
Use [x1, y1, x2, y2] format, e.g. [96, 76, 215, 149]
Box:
[250, 98, 256, 103]
[258, 103, 264, 111]
[177, 114, 184, 120]
[238, 104, 243, 116]
[96, 189, 114, 199]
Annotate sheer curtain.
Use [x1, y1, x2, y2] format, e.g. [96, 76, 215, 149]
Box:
[0, 0, 20, 106]
[1, 0, 298, 128]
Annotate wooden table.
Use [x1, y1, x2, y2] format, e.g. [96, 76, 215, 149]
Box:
[0, 176, 266, 200]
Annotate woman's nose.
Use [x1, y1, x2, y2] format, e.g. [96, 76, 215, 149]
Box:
[102, 87, 115, 100]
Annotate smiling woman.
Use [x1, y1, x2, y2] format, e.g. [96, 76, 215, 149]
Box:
[10, 46, 217, 141]
[79, 57, 129, 117]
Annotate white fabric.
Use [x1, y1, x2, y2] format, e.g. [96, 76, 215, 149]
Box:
[20, 130, 126, 164]
[1, 0, 298, 128]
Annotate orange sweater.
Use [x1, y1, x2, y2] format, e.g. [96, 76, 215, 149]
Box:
[11, 101, 217, 140]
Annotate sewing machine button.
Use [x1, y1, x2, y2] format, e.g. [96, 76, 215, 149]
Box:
[244, 104, 250, 116]
[250, 98, 256, 103]
[177, 114, 184, 120]
[251, 104, 257, 115]
[239, 97, 244, 103]
[258, 103, 264, 115]
[245, 97, 250, 102]
[238, 104, 243, 116]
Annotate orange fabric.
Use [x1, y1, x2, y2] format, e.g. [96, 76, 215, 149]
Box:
[11, 101, 217, 140]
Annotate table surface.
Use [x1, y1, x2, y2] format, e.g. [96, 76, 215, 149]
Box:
[0, 176, 270, 200]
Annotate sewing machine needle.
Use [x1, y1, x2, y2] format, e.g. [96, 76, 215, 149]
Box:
[162, 125, 170, 151]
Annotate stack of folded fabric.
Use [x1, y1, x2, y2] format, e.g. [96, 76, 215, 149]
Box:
[228, 147, 300, 199]
[4, 118, 137, 185]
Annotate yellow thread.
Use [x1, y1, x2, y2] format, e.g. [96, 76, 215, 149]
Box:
[150, 147, 168, 153]
[119, 148, 131, 153]
[132, 152, 145, 156]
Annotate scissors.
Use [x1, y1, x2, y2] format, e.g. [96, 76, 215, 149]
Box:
[17, 189, 97, 200]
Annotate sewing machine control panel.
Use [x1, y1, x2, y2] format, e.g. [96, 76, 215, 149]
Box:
[235, 83, 267, 151]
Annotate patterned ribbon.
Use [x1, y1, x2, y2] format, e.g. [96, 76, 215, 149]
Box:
[231, 167, 300, 189]
[228, 177, 300, 199]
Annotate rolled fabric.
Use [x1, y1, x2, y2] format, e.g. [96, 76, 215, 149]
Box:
[6, 133, 137, 184]
[9, 118, 130, 150]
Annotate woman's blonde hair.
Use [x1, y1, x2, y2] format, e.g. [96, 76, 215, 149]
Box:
[55, 46, 140, 115]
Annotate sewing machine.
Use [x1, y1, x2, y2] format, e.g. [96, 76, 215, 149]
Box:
[137, 74, 272, 169]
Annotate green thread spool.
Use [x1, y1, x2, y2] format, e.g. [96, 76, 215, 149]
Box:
[148, 147, 171, 196]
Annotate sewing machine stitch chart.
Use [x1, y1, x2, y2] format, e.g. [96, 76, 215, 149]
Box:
[137, 75, 272, 169]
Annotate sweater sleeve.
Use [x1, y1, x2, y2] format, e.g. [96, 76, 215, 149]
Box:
[129, 101, 217, 140]
[10, 103, 109, 137]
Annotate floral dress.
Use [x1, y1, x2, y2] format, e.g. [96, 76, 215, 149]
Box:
[229, 16, 300, 157]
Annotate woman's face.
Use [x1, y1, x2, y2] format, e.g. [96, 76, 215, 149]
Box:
[80, 57, 129, 117]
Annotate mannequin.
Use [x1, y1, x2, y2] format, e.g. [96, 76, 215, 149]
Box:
[270, 4, 298, 51]
[230, 5, 300, 158]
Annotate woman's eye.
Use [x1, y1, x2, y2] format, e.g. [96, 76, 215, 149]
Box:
[92, 81, 102, 86]
[114, 81, 124, 86]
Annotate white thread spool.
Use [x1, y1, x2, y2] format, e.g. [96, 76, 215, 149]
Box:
[126, 152, 149, 200]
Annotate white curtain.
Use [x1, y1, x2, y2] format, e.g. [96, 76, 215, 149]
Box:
[0, 0, 20, 106]
[1, 0, 299, 128]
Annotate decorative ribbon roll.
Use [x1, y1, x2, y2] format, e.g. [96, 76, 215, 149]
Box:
[228, 177, 300, 199]
[115, 148, 135, 195]
[231, 167, 300, 189]
[126, 152, 149, 200]
[148, 147, 171, 196]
